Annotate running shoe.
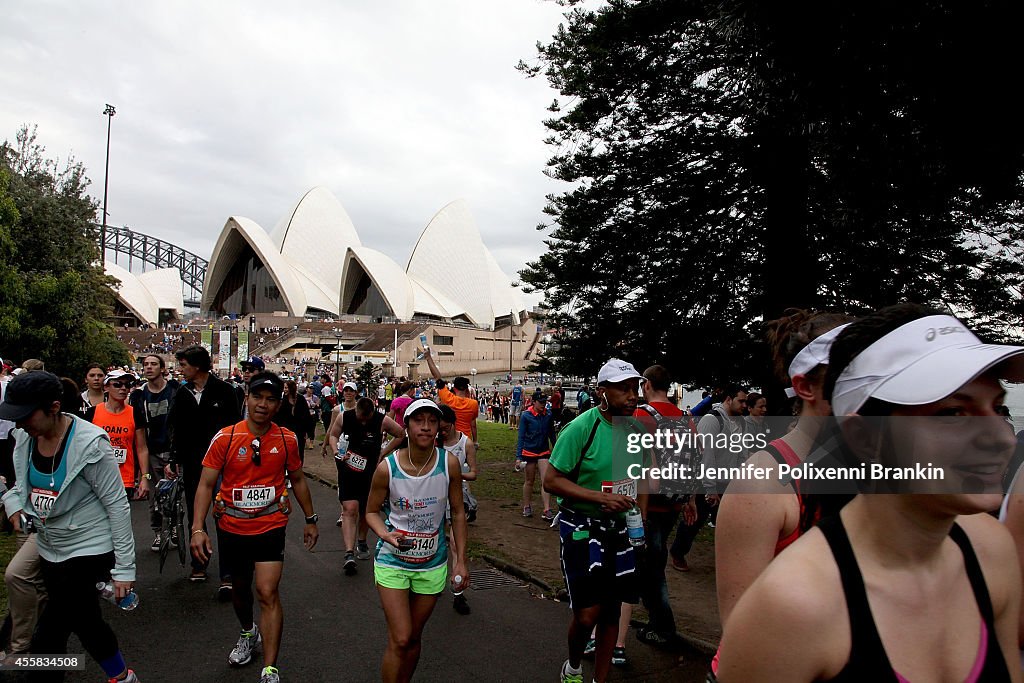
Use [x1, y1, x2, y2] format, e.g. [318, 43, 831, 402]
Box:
[189, 568, 208, 582]
[670, 556, 689, 572]
[168, 530, 178, 549]
[559, 660, 583, 683]
[522, 506, 532, 518]
[228, 625, 261, 666]
[217, 582, 233, 602]
[335, 516, 343, 527]
[707, 520, 715, 528]
[108, 670, 139, 683]
[636, 628, 685, 651]
[343, 553, 357, 576]
[541, 509, 556, 521]
[356, 542, 370, 561]
[150, 533, 163, 553]
[259, 665, 280, 683]
[583, 638, 596, 657]
[453, 594, 471, 615]
[466, 508, 477, 523]
[612, 647, 628, 667]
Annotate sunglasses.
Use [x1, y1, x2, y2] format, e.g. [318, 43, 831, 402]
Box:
[108, 381, 131, 389]
[251, 437, 261, 466]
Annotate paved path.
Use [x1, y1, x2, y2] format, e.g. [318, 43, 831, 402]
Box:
[44, 479, 705, 682]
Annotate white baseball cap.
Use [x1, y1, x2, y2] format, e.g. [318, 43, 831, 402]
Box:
[405, 398, 443, 419]
[831, 314, 1024, 415]
[104, 369, 137, 385]
[342, 381, 358, 392]
[597, 358, 642, 385]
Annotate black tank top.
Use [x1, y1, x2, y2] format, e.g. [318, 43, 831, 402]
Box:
[820, 515, 1010, 682]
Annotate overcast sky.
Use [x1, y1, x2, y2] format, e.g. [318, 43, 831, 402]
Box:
[1, 1, 569, 303]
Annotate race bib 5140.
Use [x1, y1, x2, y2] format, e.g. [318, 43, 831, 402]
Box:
[393, 530, 440, 563]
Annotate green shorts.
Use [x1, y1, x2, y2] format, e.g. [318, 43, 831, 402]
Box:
[374, 563, 448, 595]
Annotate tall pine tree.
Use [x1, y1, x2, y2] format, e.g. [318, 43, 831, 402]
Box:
[520, 0, 1024, 392]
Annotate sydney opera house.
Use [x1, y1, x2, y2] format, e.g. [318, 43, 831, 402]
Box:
[106, 188, 541, 375]
[201, 187, 526, 328]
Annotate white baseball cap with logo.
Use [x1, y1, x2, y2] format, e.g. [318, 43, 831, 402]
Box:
[597, 358, 643, 385]
[831, 314, 1024, 416]
[405, 398, 443, 419]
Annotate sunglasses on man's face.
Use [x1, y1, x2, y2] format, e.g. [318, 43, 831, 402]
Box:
[251, 438, 261, 466]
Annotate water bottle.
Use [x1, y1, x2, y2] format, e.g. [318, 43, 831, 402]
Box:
[96, 581, 139, 611]
[453, 574, 465, 597]
[336, 433, 350, 460]
[626, 506, 645, 547]
[416, 334, 429, 360]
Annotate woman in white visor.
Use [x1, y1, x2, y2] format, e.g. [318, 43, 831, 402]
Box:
[719, 303, 1022, 682]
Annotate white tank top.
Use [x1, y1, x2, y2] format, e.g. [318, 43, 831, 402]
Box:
[445, 432, 468, 470]
[375, 447, 450, 571]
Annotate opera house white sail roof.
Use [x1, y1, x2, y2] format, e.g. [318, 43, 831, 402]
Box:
[106, 261, 184, 325]
[201, 187, 525, 328]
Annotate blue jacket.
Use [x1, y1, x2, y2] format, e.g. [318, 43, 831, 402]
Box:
[517, 406, 553, 458]
[3, 414, 136, 580]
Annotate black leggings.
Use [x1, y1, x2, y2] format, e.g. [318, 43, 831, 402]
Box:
[30, 552, 120, 682]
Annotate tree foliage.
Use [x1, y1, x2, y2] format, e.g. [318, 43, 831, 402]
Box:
[0, 126, 129, 377]
[355, 360, 380, 401]
[520, 0, 1024, 390]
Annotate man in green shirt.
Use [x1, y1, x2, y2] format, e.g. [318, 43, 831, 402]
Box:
[544, 358, 648, 683]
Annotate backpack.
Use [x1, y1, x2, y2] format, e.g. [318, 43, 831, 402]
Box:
[640, 404, 703, 497]
[578, 390, 593, 412]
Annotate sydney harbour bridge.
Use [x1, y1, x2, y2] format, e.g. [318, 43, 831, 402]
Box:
[101, 225, 207, 308]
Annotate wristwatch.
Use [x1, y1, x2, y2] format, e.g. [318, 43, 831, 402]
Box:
[305, 514, 319, 525]
[142, 473, 152, 480]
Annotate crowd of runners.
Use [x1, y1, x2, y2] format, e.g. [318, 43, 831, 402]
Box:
[1, 302, 1024, 682]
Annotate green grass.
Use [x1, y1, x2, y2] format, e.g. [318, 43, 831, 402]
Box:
[0, 531, 16, 614]
[471, 420, 523, 502]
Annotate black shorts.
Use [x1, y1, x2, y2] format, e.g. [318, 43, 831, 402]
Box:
[557, 509, 639, 610]
[216, 526, 286, 577]
[336, 459, 372, 508]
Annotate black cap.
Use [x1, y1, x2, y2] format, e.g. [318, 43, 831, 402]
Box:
[247, 371, 284, 396]
[532, 390, 546, 402]
[0, 371, 63, 421]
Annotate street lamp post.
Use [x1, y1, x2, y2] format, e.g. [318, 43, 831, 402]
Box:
[335, 333, 343, 382]
[101, 104, 116, 262]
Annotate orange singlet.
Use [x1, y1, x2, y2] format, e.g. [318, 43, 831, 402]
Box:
[90, 403, 138, 488]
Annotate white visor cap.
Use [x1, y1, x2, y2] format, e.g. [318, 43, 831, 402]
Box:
[831, 315, 1024, 416]
[784, 323, 851, 398]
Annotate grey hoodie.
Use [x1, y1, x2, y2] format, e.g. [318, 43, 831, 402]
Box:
[1, 414, 136, 581]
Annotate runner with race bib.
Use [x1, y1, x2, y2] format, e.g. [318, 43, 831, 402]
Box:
[190, 371, 319, 683]
[366, 398, 469, 683]
[330, 397, 404, 576]
[85, 369, 152, 500]
[544, 359, 651, 683]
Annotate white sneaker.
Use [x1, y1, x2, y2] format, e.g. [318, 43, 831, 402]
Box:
[259, 665, 280, 683]
[228, 625, 261, 666]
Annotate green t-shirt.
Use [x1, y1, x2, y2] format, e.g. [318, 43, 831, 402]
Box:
[548, 407, 647, 517]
